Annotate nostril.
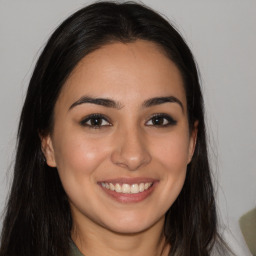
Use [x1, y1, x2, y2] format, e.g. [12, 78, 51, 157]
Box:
[110, 128, 152, 170]
[110, 146, 151, 171]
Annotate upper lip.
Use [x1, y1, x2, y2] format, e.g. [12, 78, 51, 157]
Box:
[98, 177, 158, 185]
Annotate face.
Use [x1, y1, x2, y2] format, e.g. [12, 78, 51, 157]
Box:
[42, 40, 197, 235]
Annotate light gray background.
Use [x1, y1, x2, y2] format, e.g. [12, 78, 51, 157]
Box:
[0, 1, 255, 255]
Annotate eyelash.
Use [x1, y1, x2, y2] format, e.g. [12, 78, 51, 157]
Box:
[80, 113, 177, 129]
[80, 114, 111, 129]
[145, 113, 177, 127]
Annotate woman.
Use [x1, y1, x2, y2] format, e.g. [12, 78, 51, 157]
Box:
[0, 1, 232, 255]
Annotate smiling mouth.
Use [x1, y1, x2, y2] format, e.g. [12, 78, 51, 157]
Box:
[98, 178, 157, 203]
[101, 182, 153, 194]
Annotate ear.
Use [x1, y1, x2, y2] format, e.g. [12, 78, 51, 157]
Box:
[187, 120, 198, 164]
[40, 134, 57, 167]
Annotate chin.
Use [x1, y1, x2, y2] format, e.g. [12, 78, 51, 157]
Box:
[101, 212, 165, 235]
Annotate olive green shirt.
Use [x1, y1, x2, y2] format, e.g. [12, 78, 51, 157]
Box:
[70, 241, 84, 256]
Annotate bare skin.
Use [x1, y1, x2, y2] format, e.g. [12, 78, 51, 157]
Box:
[72, 212, 170, 256]
[42, 40, 197, 256]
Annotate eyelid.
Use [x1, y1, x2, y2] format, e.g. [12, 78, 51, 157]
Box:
[145, 113, 177, 127]
[80, 113, 112, 128]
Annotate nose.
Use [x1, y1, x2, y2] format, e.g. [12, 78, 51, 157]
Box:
[110, 127, 152, 171]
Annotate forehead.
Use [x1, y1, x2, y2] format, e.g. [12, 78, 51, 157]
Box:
[57, 40, 187, 110]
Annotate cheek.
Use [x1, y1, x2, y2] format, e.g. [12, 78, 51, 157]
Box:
[150, 131, 190, 205]
[53, 132, 109, 184]
[153, 131, 190, 170]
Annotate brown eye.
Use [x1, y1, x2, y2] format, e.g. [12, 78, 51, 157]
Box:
[80, 114, 111, 128]
[146, 114, 177, 127]
[88, 117, 103, 126]
[151, 116, 166, 125]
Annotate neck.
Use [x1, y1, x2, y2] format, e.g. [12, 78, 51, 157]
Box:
[71, 216, 170, 256]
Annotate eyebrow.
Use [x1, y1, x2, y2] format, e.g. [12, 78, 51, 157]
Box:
[142, 96, 184, 111]
[69, 96, 123, 110]
[69, 95, 184, 111]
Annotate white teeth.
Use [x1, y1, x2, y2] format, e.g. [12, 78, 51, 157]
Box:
[115, 183, 122, 193]
[122, 184, 131, 193]
[145, 183, 150, 189]
[130, 184, 139, 194]
[139, 183, 144, 192]
[101, 182, 153, 194]
[109, 183, 115, 191]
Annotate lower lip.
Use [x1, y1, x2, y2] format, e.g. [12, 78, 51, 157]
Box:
[99, 183, 157, 203]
